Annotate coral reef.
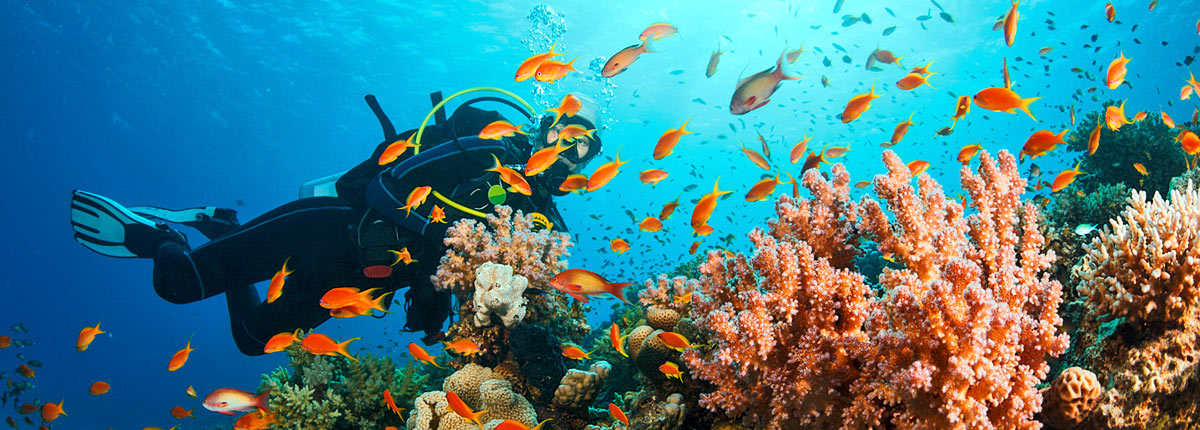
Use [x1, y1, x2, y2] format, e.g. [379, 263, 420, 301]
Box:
[1040, 367, 1102, 430]
[409, 365, 540, 430]
[637, 274, 697, 313]
[683, 166, 872, 429]
[1075, 183, 1200, 324]
[472, 262, 529, 329]
[848, 150, 1068, 430]
[434, 206, 589, 365]
[508, 324, 567, 404]
[553, 361, 611, 409]
[258, 345, 421, 429]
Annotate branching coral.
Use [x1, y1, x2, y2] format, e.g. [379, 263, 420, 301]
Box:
[1074, 182, 1200, 324]
[848, 150, 1068, 430]
[682, 166, 872, 430]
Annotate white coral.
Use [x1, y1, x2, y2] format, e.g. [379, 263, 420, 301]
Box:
[472, 262, 529, 328]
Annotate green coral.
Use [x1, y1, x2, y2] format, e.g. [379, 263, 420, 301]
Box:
[256, 344, 428, 429]
[1064, 104, 1192, 196]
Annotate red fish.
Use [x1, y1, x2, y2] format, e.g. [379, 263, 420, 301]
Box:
[610, 238, 630, 255]
[549, 269, 633, 303]
[896, 73, 934, 90]
[660, 196, 681, 220]
[1105, 101, 1132, 131]
[40, 400, 65, 423]
[525, 139, 574, 176]
[266, 257, 293, 304]
[203, 388, 271, 416]
[653, 119, 692, 160]
[430, 204, 447, 224]
[730, 51, 801, 115]
[561, 345, 592, 360]
[383, 389, 405, 416]
[1021, 129, 1068, 160]
[639, 216, 663, 233]
[745, 171, 793, 202]
[659, 362, 684, 380]
[533, 57, 578, 83]
[957, 143, 984, 164]
[300, 333, 360, 362]
[0, 336, 9, 349]
[558, 174, 589, 193]
[602, 38, 656, 78]
[841, 83, 881, 123]
[442, 338, 481, 356]
[170, 406, 195, 419]
[89, 381, 110, 395]
[1051, 163, 1085, 192]
[495, 419, 553, 430]
[233, 409, 277, 430]
[884, 113, 915, 147]
[907, 160, 930, 177]
[76, 321, 105, 352]
[656, 331, 705, 351]
[167, 334, 194, 372]
[16, 363, 34, 379]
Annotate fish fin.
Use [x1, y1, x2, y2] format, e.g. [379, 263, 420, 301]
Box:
[1020, 97, 1041, 121]
[608, 282, 635, 303]
[255, 388, 273, 413]
[566, 291, 590, 302]
[775, 50, 802, 81]
[641, 36, 658, 53]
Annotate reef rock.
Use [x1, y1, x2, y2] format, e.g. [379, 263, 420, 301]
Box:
[1041, 367, 1102, 429]
[472, 262, 529, 328]
[479, 379, 538, 427]
[442, 363, 495, 410]
[552, 361, 612, 409]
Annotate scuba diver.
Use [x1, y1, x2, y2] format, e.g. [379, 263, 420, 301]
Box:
[69, 89, 603, 356]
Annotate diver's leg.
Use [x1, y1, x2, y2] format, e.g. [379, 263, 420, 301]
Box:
[150, 197, 358, 304]
[226, 271, 334, 356]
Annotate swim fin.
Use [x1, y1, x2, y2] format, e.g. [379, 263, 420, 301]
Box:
[128, 205, 239, 239]
[70, 190, 187, 258]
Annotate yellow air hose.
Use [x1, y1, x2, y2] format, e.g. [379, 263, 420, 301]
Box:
[412, 87, 537, 154]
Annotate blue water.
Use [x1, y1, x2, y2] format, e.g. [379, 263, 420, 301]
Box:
[2, 1, 1195, 428]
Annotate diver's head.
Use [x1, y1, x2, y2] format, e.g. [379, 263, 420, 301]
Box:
[536, 92, 603, 195]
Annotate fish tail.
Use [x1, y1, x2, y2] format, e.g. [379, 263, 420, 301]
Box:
[255, 388, 273, 413]
[640, 36, 658, 53]
[775, 50, 802, 81]
[515, 124, 527, 135]
[563, 57, 578, 71]
[1019, 97, 1041, 121]
[894, 56, 905, 69]
[372, 291, 394, 313]
[339, 338, 362, 362]
[608, 282, 635, 303]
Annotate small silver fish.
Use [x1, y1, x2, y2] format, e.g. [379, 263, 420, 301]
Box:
[729, 51, 801, 115]
[1074, 224, 1097, 236]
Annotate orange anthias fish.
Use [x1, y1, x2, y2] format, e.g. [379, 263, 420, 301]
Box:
[561, 345, 593, 360]
[76, 321, 105, 352]
[1134, 163, 1149, 176]
[730, 51, 802, 115]
[957, 143, 984, 164]
[660, 196, 681, 220]
[659, 362, 684, 380]
[170, 406, 195, 419]
[263, 329, 302, 354]
[442, 338, 481, 356]
[558, 125, 595, 142]
[1132, 111, 1148, 122]
[408, 342, 444, 368]
[1106, 52, 1131, 89]
[40, 400, 65, 423]
[549, 268, 633, 303]
[675, 292, 692, 304]
[910, 61, 936, 76]
[89, 381, 110, 395]
[973, 87, 1040, 120]
[17, 363, 34, 378]
[1182, 84, 1195, 101]
[951, 96, 971, 128]
[602, 37, 656, 78]
[1021, 129, 1068, 160]
[266, 257, 293, 304]
[1004, 1, 1020, 46]
[534, 57, 578, 83]
[610, 323, 631, 357]
[525, 139, 574, 176]
[1051, 163, 1086, 192]
[1162, 110, 1176, 129]
[640, 22, 678, 41]
[653, 119, 693, 160]
[745, 170, 793, 202]
[841, 84, 881, 123]
[1089, 121, 1104, 155]
[609, 403, 630, 426]
[1178, 130, 1200, 155]
[300, 333, 360, 362]
[639, 216, 663, 233]
[487, 155, 532, 196]
[430, 204, 447, 224]
[740, 141, 772, 170]
[789, 135, 811, 163]
[610, 238, 631, 255]
[203, 388, 271, 416]
[639, 169, 669, 186]
[478, 121, 526, 140]
[546, 94, 582, 127]
[496, 419, 553, 430]
[383, 389, 405, 416]
[446, 391, 488, 429]
[693, 224, 715, 237]
[327, 289, 393, 319]
[691, 179, 733, 231]
[883, 114, 915, 147]
[586, 150, 629, 192]
[378, 134, 419, 166]
[400, 186, 433, 217]
[896, 73, 934, 91]
[0, 335, 9, 349]
[1104, 2, 1116, 22]
[823, 144, 852, 160]
[167, 334, 195, 372]
[558, 174, 589, 193]
[657, 331, 705, 352]
[18, 403, 36, 414]
[1105, 101, 1132, 131]
[389, 248, 417, 266]
[233, 409, 277, 430]
[515, 43, 562, 82]
[688, 241, 701, 254]
[907, 160, 931, 177]
[802, 149, 828, 173]
[756, 130, 772, 159]
[187, 385, 198, 398]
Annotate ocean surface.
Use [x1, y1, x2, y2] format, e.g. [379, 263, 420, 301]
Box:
[2, 1, 1196, 429]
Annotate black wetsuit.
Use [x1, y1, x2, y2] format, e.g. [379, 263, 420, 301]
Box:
[150, 100, 567, 356]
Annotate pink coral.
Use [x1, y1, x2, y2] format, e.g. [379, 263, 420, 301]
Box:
[847, 150, 1067, 430]
[638, 274, 697, 312]
[683, 167, 872, 430]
